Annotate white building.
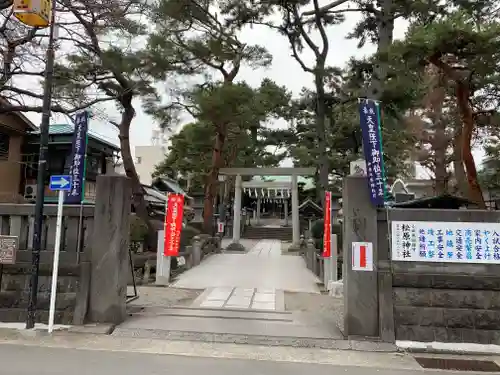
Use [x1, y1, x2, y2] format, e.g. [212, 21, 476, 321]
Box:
[116, 129, 167, 186]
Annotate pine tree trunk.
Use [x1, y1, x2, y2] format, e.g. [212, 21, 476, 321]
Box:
[315, 74, 329, 206]
[203, 129, 226, 233]
[434, 120, 448, 195]
[452, 126, 468, 196]
[118, 101, 155, 248]
[456, 83, 486, 208]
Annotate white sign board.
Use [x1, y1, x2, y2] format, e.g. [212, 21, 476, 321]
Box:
[350, 159, 367, 176]
[217, 221, 224, 233]
[352, 242, 373, 271]
[391, 221, 500, 263]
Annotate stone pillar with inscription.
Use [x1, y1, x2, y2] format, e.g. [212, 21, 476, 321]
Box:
[88, 174, 131, 324]
[343, 175, 380, 339]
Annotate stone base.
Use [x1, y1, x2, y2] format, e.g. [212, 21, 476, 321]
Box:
[226, 242, 246, 252]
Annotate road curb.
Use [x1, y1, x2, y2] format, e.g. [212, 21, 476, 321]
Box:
[111, 327, 398, 352]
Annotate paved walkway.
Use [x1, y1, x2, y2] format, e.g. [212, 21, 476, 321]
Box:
[117, 240, 340, 344]
[194, 287, 283, 311]
[172, 239, 320, 296]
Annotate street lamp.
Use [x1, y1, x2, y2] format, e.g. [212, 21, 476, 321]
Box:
[11, 0, 58, 328]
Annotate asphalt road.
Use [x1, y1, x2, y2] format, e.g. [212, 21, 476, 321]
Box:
[0, 344, 476, 375]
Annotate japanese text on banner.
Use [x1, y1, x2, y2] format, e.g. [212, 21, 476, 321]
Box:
[164, 194, 184, 256]
[358, 99, 386, 206]
[66, 111, 89, 204]
[323, 191, 332, 257]
[391, 221, 500, 264]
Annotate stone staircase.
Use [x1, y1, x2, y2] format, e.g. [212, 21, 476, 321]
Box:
[243, 226, 293, 241]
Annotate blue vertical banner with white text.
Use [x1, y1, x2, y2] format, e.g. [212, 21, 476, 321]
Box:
[66, 111, 89, 204]
[359, 98, 387, 207]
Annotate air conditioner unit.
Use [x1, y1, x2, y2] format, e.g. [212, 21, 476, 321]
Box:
[24, 184, 37, 200]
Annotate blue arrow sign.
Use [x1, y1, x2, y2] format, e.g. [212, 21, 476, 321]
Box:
[49, 175, 72, 191]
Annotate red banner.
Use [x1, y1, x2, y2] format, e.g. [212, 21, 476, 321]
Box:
[322, 191, 332, 257]
[164, 194, 184, 256]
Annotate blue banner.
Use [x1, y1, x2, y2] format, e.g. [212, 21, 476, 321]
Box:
[359, 98, 387, 206]
[66, 111, 89, 204]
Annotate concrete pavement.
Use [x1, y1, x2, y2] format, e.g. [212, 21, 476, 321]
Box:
[0, 339, 496, 375]
[0, 344, 401, 375]
[173, 239, 320, 293]
[113, 240, 338, 347]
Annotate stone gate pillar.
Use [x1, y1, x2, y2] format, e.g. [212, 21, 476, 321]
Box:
[232, 174, 242, 242]
[88, 174, 131, 324]
[291, 175, 300, 244]
[343, 175, 379, 338]
[256, 197, 261, 225]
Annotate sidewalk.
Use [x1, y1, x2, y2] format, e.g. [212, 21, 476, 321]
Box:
[0, 331, 413, 368]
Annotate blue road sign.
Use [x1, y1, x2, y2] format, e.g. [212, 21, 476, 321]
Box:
[49, 175, 72, 191]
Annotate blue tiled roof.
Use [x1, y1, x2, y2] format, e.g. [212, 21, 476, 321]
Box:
[31, 124, 120, 150]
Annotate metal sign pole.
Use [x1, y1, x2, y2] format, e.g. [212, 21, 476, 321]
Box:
[46, 175, 71, 333]
[25, 0, 58, 330]
[48, 189, 64, 333]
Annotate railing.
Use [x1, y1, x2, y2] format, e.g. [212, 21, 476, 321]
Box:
[0, 204, 94, 263]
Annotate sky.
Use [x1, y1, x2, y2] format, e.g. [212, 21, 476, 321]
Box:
[20, 7, 484, 173]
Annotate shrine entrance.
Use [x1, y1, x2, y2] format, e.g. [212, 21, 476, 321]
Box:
[219, 167, 315, 249]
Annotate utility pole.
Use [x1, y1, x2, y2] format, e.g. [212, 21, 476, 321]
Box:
[26, 0, 58, 329]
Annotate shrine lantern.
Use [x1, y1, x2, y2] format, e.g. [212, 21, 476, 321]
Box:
[13, 0, 51, 27]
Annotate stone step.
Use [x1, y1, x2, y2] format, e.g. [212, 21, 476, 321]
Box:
[114, 312, 343, 341]
[111, 326, 396, 351]
[243, 228, 293, 240]
[129, 306, 293, 322]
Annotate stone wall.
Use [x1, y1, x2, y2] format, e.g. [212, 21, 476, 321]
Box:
[0, 252, 90, 325]
[0, 204, 93, 325]
[343, 176, 500, 345]
[382, 209, 500, 345]
[0, 174, 131, 326]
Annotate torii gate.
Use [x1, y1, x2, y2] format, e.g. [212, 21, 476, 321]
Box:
[219, 167, 315, 248]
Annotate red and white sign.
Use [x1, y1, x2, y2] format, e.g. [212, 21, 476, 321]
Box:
[217, 220, 224, 234]
[322, 191, 332, 257]
[352, 242, 373, 271]
[164, 194, 184, 256]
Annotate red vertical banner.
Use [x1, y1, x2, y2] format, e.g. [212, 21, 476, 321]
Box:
[164, 194, 185, 256]
[359, 245, 367, 268]
[322, 191, 332, 257]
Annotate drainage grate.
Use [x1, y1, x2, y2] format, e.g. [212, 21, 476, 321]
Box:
[415, 357, 500, 372]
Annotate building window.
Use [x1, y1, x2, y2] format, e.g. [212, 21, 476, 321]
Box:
[136, 156, 142, 164]
[0, 132, 10, 160]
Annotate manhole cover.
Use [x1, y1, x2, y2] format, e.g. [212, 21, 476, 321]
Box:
[415, 357, 500, 372]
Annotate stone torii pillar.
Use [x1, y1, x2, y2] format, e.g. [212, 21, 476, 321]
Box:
[284, 198, 289, 226]
[256, 196, 261, 225]
[232, 174, 242, 243]
[291, 175, 300, 245]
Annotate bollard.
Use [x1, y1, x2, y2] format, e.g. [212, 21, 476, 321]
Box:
[192, 235, 202, 266]
[306, 239, 315, 271]
[156, 230, 171, 286]
[299, 234, 305, 247]
[215, 234, 222, 253]
[299, 234, 306, 257]
[185, 245, 193, 269]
